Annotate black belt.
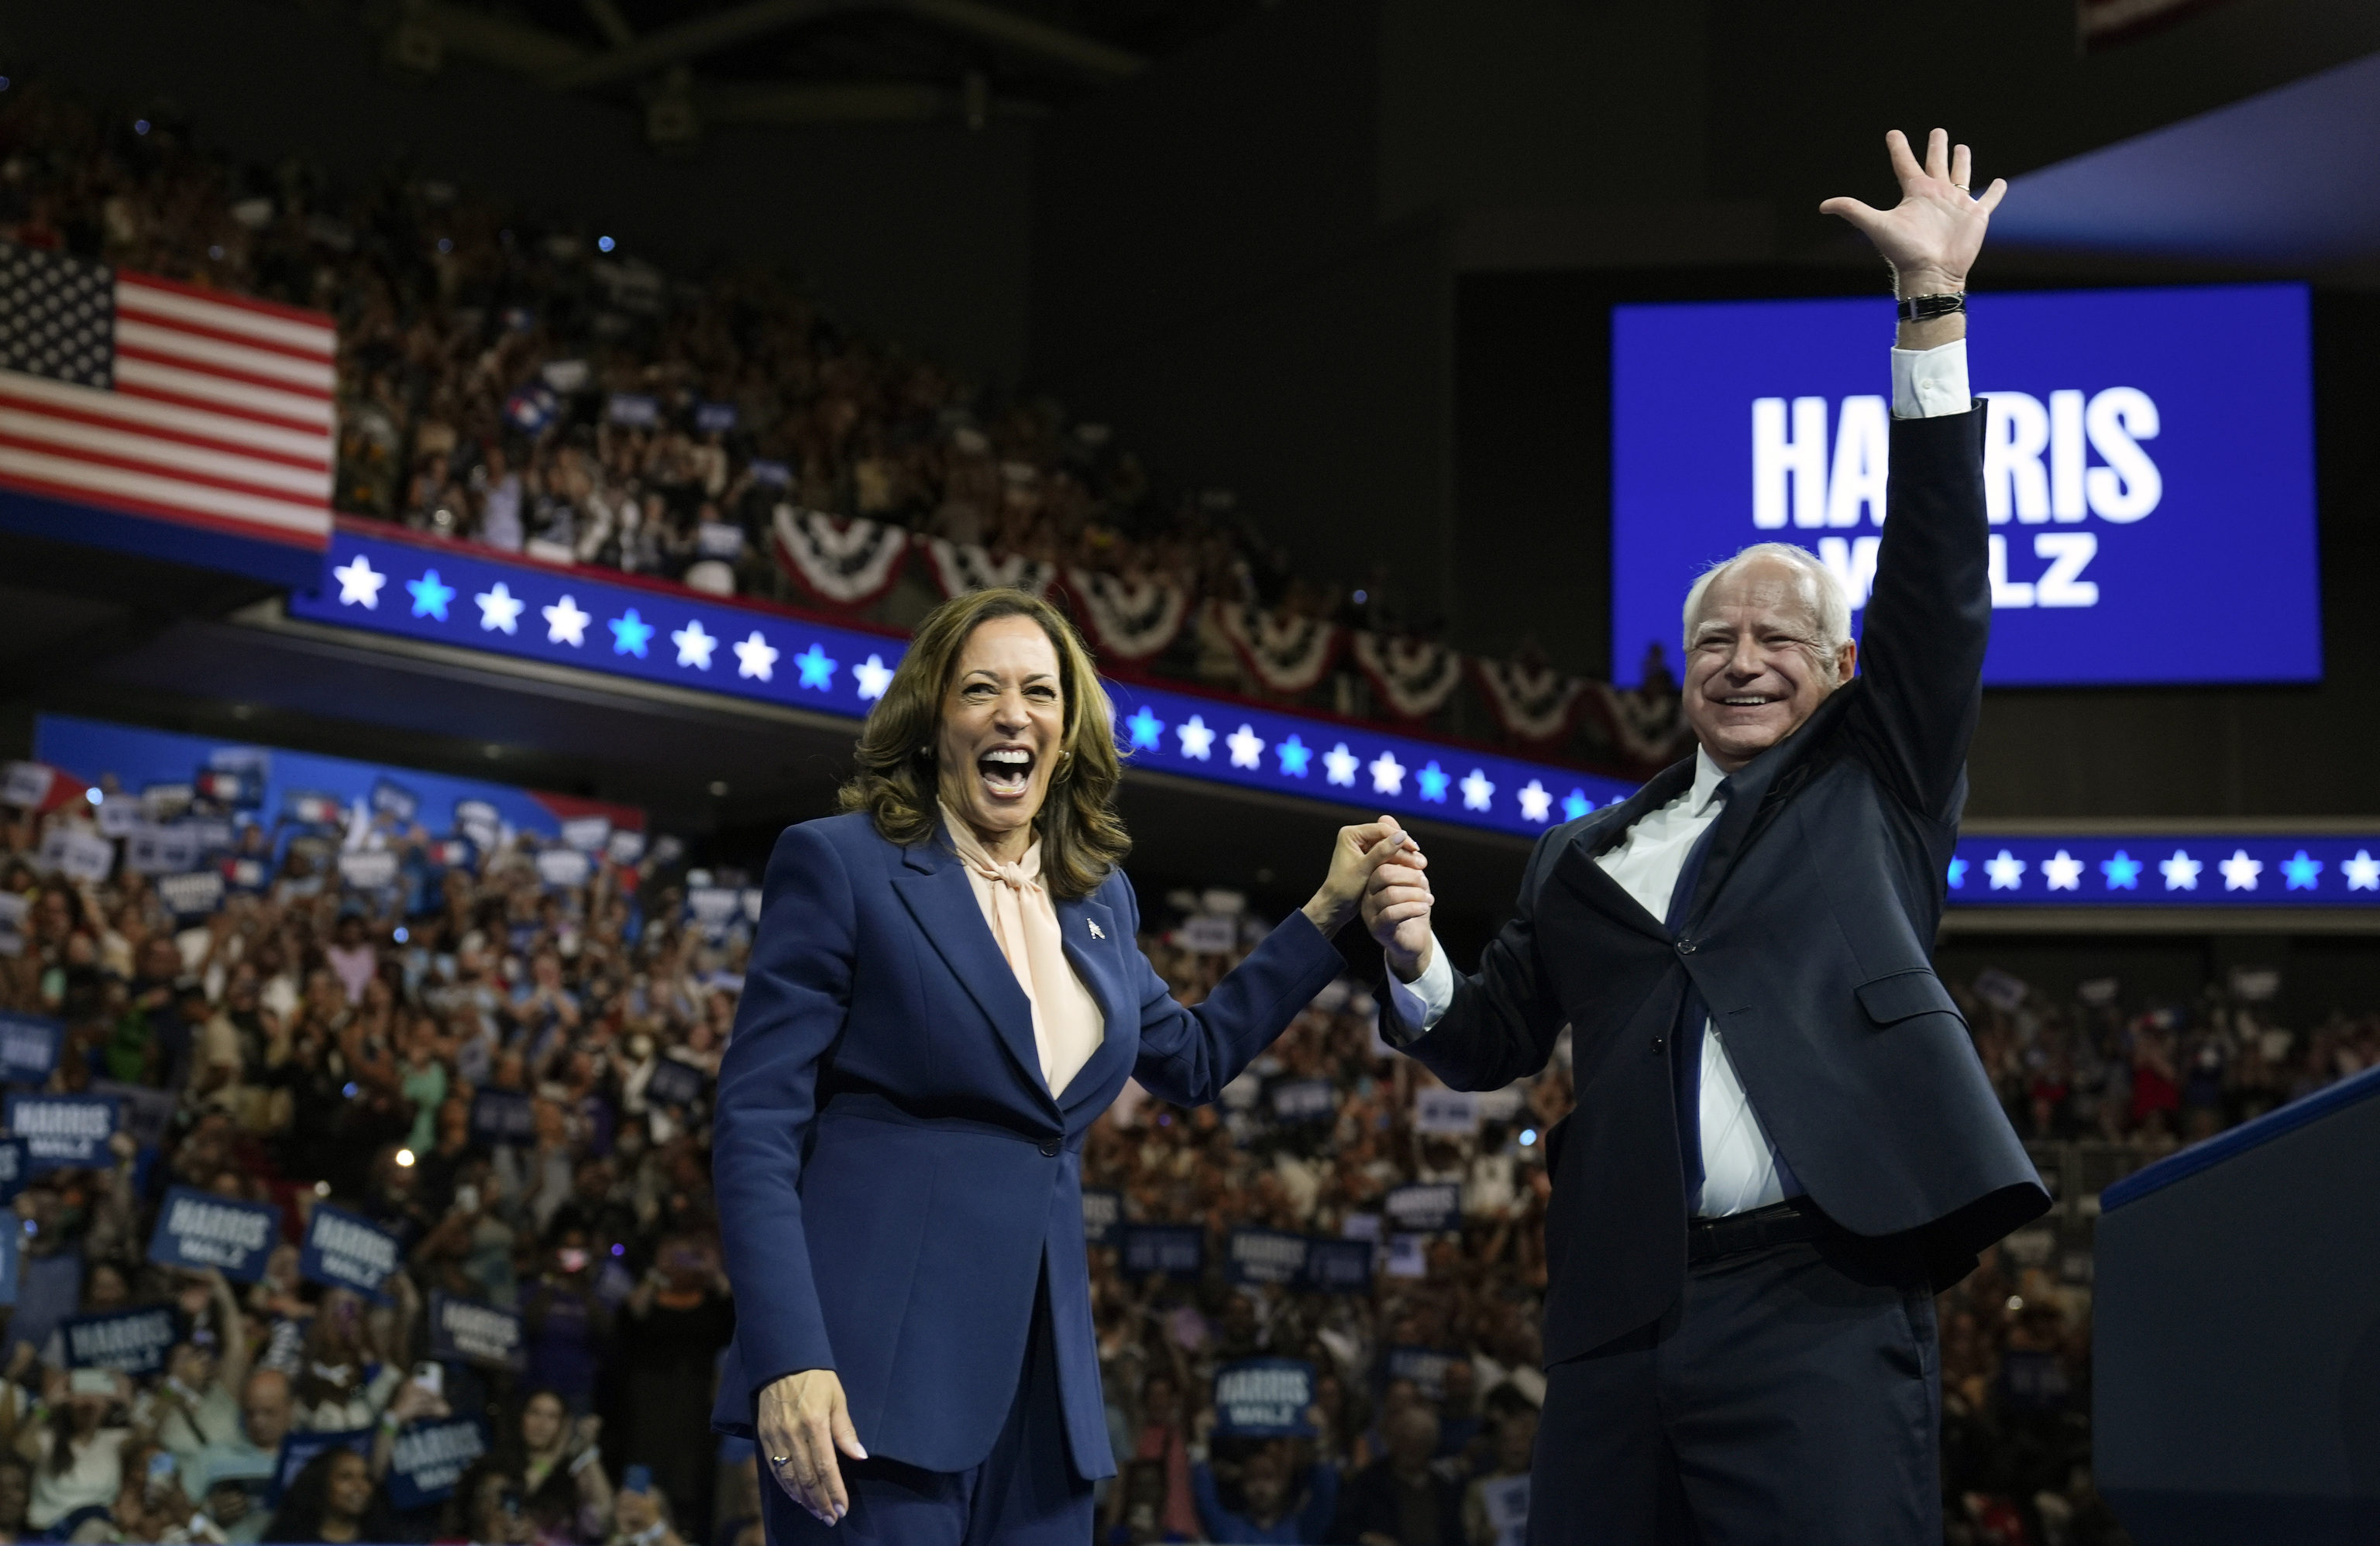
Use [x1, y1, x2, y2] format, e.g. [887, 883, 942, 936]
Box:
[1687, 1197, 1827, 1266]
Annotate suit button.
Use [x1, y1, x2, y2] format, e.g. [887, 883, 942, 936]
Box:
[1676, 937, 1696, 955]
[1651, 1036, 1666, 1053]
[1040, 1142, 1061, 1157]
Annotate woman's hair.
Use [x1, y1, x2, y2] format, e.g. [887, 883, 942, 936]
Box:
[837, 588, 1129, 898]
[262, 1445, 369, 1541]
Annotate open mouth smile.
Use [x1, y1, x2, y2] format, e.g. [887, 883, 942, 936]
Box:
[977, 746, 1036, 798]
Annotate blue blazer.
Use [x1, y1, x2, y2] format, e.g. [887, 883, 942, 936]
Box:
[707, 812, 1346, 1479]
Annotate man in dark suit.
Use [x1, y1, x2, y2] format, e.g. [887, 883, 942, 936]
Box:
[1357, 129, 2051, 1544]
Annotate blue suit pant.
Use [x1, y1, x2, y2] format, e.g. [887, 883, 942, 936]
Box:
[762, 1268, 1095, 1546]
[1528, 1230, 1941, 1546]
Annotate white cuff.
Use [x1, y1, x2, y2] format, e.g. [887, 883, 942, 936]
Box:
[1384, 935, 1455, 1043]
[1890, 338, 1969, 419]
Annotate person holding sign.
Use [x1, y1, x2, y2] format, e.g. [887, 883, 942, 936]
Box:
[1363, 130, 2051, 1543]
[710, 588, 1426, 1542]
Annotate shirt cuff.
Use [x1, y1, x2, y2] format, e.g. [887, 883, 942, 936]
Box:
[1890, 338, 1969, 419]
[1383, 936, 1455, 1043]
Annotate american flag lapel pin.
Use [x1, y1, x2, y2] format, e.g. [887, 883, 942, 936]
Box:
[1088, 919, 1106, 940]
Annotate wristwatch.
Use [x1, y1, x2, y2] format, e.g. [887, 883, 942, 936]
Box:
[1896, 292, 1966, 325]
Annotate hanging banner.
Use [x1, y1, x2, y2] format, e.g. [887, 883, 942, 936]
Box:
[771, 508, 911, 609]
[146, 1187, 280, 1281]
[922, 538, 1054, 600]
[1351, 634, 1464, 720]
[1210, 600, 1340, 696]
[1066, 569, 1189, 662]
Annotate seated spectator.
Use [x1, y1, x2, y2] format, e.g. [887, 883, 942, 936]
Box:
[261, 1445, 390, 1544]
[1331, 1407, 1463, 1546]
[1192, 1445, 1339, 1544]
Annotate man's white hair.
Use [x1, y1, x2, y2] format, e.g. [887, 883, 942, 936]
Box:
[1680, 542, 1853, 657]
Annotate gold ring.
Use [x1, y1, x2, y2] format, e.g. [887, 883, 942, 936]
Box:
[1953, 182, 1970, 192]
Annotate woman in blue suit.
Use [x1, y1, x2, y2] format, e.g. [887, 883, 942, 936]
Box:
[709, 587, 1427, 1544]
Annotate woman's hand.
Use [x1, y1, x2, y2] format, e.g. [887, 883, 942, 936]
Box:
[757, 1369, 868, 1526]
[1301, 820, 1408, 936]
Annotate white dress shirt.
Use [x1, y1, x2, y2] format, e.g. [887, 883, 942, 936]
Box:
[1388, 338, 1971, 1218]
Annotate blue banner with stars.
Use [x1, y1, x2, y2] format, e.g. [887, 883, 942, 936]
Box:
[290, 528, 1639, 838]
[1946, 837, 2380, 907]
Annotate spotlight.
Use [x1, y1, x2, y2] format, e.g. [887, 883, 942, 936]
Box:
[597, 235, 615, 253]
[134, 119, 151, 136]
[395, 1148, 416, 1167]
[1518, 1128, 1537, 1147]
[85, 788, 102, 806]
[394, 927, 409, 943]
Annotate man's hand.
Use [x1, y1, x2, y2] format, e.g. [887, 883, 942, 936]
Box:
[758, 1369, 867, 1526]
[1360, 816, 1434, 983]
[1820, 128, 2004, 304]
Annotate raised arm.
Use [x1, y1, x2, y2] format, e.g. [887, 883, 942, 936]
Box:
[1822, 128, 2003, 817]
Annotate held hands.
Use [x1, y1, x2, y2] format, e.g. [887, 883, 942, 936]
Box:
[758, 1369, 868, 1527]
[1819, 128, 2005, 300]
[1302, 819, 1422, 937]
[1359, 816, 1435, 984]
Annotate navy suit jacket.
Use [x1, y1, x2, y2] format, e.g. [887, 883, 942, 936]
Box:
[1388, 407, 2050, 1366]
[707, 812, 1346, 1479]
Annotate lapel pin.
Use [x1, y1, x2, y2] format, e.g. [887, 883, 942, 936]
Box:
[1088, 920, 1106, 940]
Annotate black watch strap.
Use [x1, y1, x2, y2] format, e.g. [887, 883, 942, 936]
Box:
[1897, 291, 1966, 325]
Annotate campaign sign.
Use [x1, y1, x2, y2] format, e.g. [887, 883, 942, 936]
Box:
[1384, 1345, 1463, 1401]
[535, 849, 591, 888]
[125, 822, 200, 876]
[1414, 1087, 1480, 1135]
[1119, 1224, 1204, 1280]
[146, 1187, 280, 1281]
[6, 1094, 117, 1170]
[1212, 1359, 1316, 1438]
[1, 762, 54, 807]
[645, 1056, 706, 1109]
[338, 850, 399, 890]
[0, 1211, 15, 1306]
[371, 777, 421, 824]
[428, 1291, 526, 1372]
[0, 894, 23, 960]
[1384, 1183, 1462, 1234]
[89, 1080, 173, 1150]
[268, 1429, 373, 1506]
[0, 1139, 29, 1204]
[62, 1305, 180, 1376]
[1226, 1228, 1309, 1286]
[1269, 1078, 1336, 1124]
[1481, 1474, 1531, 1546]
[385, 1417, 490, 1511]
[1301, 1238, 1375, 1293]
[40, 826, 115, 883]
[156, 870, 225, 920]
[1082, 1187, 1121, 1245]
[300, 1204, 401, 1300]
[561, 816, 611, 853]
[1610, 284, 2319, 687]
[469, 1088, 536, 1147]
[0, 1014, 62, 1084]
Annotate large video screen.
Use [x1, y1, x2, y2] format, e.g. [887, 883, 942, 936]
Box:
[1610, 283, 2317, 687]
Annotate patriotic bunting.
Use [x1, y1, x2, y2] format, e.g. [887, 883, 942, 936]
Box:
[1351, 634, 1463, 721]
[1580, 682, 1694, 773]
[923, 538, 1054, 600]
[770, 507, 910, 608]
[1472, 657, 1588, 744]
[1209, 600, 1341, 697]
[1066, 569, 1189, 662]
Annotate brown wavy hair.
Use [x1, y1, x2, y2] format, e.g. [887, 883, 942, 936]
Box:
[837, 588, 1130, 898]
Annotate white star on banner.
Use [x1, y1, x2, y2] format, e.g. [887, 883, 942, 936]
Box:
[1226, 724, 1264, 769]
[333, 555, 385, 608]
[1369, 751, 1405, 796]
[475, 582, 525, 634]
[1322, 743, 1358, 787]
[2159, 850, 2202, 891]
[2219, 849, 2262, 891]
[542, 595, 590, 647]
[1984, 850, 2026, 890]
[733, 631, 779, 681]
[1176, 716, 1216, 761]
[672, 620, 717, 669]
[2345, 850, 2380, 891]
[2042, 850, 2083, 891]
[1518, 780, 1552, 823]
[853, 654, 894, 701]
[1460, 769, 1494, 813]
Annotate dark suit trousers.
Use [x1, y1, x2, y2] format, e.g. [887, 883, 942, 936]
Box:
[761, 1268, 1094, 1546]
[1529, 1230, 1940, 1546]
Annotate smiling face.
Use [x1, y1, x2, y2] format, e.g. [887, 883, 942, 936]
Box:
[1681, 554, 1856, 771]
[934, 614, 1066, 858]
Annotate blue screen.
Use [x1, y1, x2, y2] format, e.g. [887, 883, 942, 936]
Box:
[1610, 283, 2318, 687]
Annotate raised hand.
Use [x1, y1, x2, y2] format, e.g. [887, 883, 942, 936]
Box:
[1303, 819, 1407, 936]
[1819, 128, 2005, 297]
[1360, 816, 1433, 982]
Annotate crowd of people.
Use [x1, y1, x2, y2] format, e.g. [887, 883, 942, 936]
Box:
[0, 79, 1690, 776]
[3, 747, 2370, 1544]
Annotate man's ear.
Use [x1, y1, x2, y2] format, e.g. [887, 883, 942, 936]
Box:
[1835, 638, 1859, 682]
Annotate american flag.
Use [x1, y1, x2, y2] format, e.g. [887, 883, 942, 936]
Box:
[0, 239, 335, 550]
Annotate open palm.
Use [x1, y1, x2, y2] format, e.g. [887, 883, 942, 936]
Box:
[1820, 128, 2005, 294]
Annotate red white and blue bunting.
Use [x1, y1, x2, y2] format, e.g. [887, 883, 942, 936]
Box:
[1065, 569, 1189, 663]
[923, 538, 1055, 600]
[771, 507, 910, 608]
[1352, 633, 1464, 721]
[1209, 600, 1341, 696]
[1581, 681, 1694, 771]
[1472, 657, 1587, 744]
